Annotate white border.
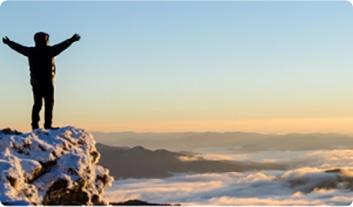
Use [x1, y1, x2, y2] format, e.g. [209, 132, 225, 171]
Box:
[0, 0, 352, 206]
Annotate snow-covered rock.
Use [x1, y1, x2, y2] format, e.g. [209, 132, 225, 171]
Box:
[0, 126, 114, 205]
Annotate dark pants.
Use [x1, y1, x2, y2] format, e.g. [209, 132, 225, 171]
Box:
[31, 83, 54, 129]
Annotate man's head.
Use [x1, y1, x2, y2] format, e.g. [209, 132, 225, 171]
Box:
[34, 32, 49, 47]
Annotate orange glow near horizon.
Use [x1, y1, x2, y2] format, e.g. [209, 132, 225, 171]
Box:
[49, 117, 353, 134]
[8, 117, 353, 135]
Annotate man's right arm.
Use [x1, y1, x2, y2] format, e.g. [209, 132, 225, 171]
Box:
[2, 36, 30, 56]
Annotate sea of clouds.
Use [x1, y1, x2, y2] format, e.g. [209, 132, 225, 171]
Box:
[105, 149, 353, 205]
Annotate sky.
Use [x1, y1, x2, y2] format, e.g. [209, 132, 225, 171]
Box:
[1, 1, 353, 133]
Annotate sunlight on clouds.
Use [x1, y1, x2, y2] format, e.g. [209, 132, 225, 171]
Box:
[105, 149, 353, 205]
[203, 196, 325, 206]
[106, 174, 226, 203]
[178, 153, 234, 161]
[267, 150, 353, 170]
[199, 153, 235, 161]
[227, 150, 353, 170]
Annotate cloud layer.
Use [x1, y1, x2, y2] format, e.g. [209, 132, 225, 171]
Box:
[105, 149, 353, 205]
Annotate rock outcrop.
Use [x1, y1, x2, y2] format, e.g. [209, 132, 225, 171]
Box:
[0, 126, 113, 205]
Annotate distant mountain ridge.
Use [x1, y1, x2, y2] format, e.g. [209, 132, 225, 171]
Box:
[93, 131, 353, 152]
[96, 143, 284, 179]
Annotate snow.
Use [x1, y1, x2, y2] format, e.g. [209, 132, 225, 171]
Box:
[0, 126, 114, 205]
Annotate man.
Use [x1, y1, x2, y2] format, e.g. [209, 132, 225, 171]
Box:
[3, 32, 80, 130]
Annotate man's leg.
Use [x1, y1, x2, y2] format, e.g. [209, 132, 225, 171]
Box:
[31, 86, 43, 130]
[44, 83, 54, 129]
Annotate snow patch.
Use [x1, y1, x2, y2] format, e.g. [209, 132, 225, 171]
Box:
[0, 126, 113, 205]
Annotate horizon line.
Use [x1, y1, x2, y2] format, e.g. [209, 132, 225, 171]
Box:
[90, 130, 353, 136]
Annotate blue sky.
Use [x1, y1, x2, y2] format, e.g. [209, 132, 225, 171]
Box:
[1, 1, 353, 132]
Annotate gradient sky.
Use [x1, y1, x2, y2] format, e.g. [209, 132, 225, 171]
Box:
[1, 1, 353, 133]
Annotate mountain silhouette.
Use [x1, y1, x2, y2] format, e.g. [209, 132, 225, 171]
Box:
[96, 143, 284, 179]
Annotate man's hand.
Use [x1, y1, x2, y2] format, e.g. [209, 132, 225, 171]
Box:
[2, 36, 10, 45]
[70, 34, 80, 42]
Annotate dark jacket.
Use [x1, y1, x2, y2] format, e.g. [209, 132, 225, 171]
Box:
[7, 39, 74, 86]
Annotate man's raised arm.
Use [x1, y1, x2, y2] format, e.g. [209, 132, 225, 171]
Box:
[51, 34, 80, 57]
[2, 36, 30, 56]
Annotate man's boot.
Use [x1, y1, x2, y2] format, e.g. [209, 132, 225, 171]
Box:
[44, 122, 59, 130]
[32, 123, 39, 130]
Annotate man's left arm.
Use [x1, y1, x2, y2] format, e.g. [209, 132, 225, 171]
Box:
[51, 34, 80, 56]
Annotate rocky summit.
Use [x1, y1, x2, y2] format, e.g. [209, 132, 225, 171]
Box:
[0, 126, 113, 205]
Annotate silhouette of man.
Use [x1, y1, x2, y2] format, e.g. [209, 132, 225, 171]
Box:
[2, 32, 80, 130]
